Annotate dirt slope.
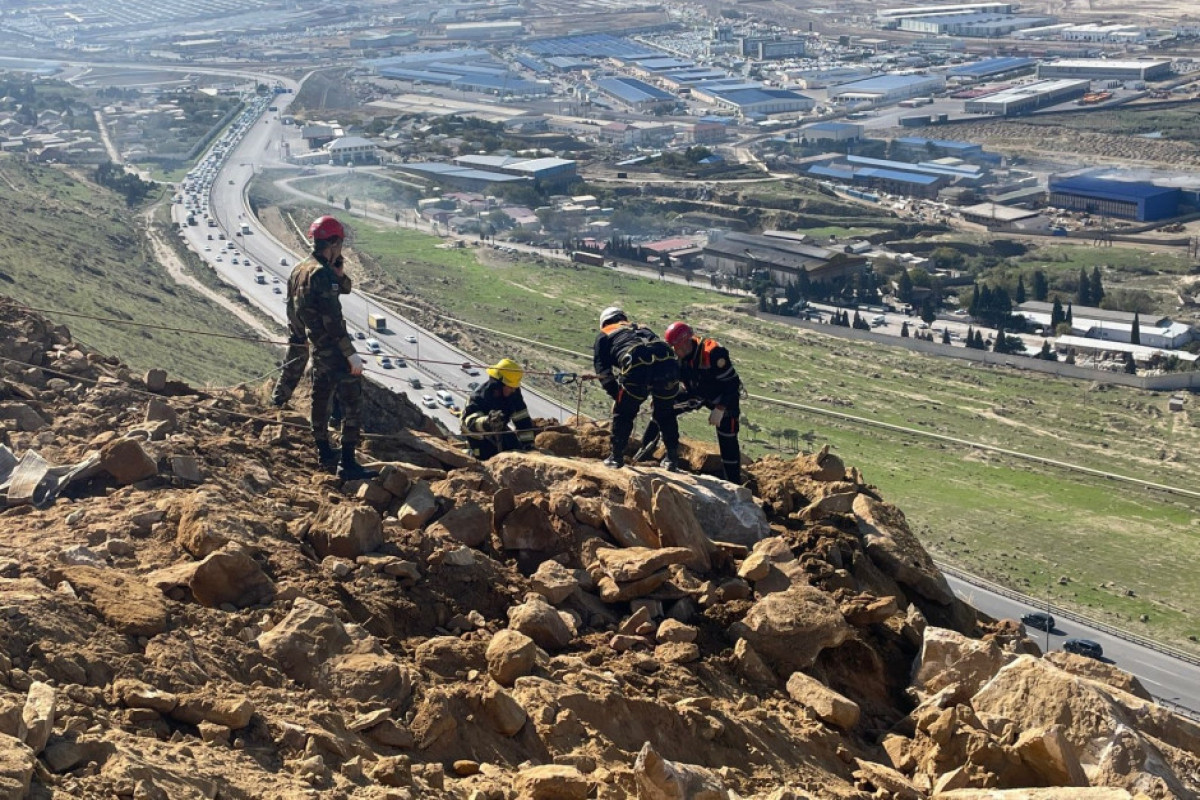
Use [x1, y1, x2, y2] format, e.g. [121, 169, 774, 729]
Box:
[0, 298, 1194, 800]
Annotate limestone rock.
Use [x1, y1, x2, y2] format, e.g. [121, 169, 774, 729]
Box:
[99, 438, 157, 484]
[728, 583, 851, 673]
[309, 502, 383, 559]
[485, 452, 767, 546]
[1014, 725, 1088, 787]
[397, 481, 438, 530]
[415, 636, 487, 678]
[914, 626, 1011, 699]
[500, 497, 560, 551]
[18, 682, 55, 754]
[737, 552, 771, 582]
[171, 694, 254, 729]
[656, 619, 697, 644]
[256, 598, 353, 686]
[481, 681, 527, 737]
[1043, 652, 1151, 699]
[633, 740, 731, 799]
[515, 764, 590, 799]
[324, 653, 412, 710]
[0, 733, 35, 800]
[189, 547, 275, 609]
[426, 501, 490, 548]
[650, 480, 713, 571]
[114, 679, 178, 714]
[852, 759, 922, 800]
[602, 501, 659, 549]
[174, 493, 256, 558]
[508, 596, 574, 651]
[854, 493, 953, 605]
[487, 630, 538, 687]
[531, 559, 578, 605]
[785, 672, 860, 731]
[733, 639, 777, 685]
[62, 566, 170, 636]
[594, 546, 696, 583]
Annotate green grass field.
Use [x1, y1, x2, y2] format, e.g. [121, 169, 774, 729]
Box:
[0, 157, 276, 386]
[346, 217, 1200, 649]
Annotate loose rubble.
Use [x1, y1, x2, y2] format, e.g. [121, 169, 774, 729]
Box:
[0, 298, 1195, 799]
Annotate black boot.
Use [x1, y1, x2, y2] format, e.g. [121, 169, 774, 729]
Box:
[660, 447, 680, 472]
[338, 442, 378, 481]
[315, 439, 339, 473]
[724, 462, 741, 484]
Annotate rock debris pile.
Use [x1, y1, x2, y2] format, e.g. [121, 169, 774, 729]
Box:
[0, 299, 1196, 800]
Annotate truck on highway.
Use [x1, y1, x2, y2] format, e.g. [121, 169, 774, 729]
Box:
[572, 251, 605, 267]
[254, 275, 267, 285]
[240, 222, 251, 236]
[367, 313, 387, 332]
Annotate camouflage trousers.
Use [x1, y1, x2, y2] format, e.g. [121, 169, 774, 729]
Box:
[311, 351, 363, 447]
[270, 333, 309, 406]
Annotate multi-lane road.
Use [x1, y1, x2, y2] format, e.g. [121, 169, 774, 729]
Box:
[171, 84, 577, 431]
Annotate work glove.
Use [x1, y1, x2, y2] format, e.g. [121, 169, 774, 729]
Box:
[485, 410, 508, 432]
[348, 354, 365, 376]
[708, 406, 725, 427]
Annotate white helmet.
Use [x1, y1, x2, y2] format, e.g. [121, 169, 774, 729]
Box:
[599, 306, 626, 327]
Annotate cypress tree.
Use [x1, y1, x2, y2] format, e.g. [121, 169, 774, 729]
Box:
[1051, 297, 1064, 329]
[900, 321, 910, 337]
[1091, 266, 1105, 306]
[1016, 274, 1026, 304]
[966, 325, 974, 347]
[974, 330, 985, 349]
[1130, 312, 1141, 345]
[1066, 303, 1073, 324]
[1077, 268, 1091, 306]
[1032, 270, 1048, 302]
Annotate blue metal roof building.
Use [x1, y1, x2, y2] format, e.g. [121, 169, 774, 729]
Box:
[1048, 176, 1181, 221]
[526, 34, 657, 59]
[948, 57, 1036, 78]
[595, 77, 676, 107]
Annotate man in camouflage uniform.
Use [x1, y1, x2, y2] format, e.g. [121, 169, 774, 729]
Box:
[284, 215, 376, 480]
[271, 257, 351, 410]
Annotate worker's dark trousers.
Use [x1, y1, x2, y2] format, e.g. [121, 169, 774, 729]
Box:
[715, 399, 742, 483]
[612, 383, 680, 459]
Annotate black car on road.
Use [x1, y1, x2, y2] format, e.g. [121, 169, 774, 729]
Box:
[1063, 638, 1103, 659]
[1021, 612, 1055, 632]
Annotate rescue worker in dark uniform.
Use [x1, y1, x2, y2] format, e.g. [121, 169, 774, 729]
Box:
[664, 321, 743, 483]
[591, 306, 682, 470]
[285, 215, 377, 480]
[460, 359, 536, 460]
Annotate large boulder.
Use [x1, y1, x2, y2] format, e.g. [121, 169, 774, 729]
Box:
[913, 626, 1011, 699]
[426, 501, 490, 548]
[486, 630, 538, 687]
[853, 494, 954, 606]
[485, 452, 767, 547]
[728, 583, 851, 674]
[786, 671, 860, 731]
[308, 502, 383, 559]
[507, 596, 575, 651]
[971, 655, 1200, 796]
[256, 598, 355, 686]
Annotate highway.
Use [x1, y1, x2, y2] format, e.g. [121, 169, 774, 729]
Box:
[945, 574, 1200, 717]
[170, 85, 578, 433]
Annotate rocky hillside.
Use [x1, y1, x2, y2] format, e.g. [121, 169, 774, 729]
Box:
[0, 297, 1197, 800]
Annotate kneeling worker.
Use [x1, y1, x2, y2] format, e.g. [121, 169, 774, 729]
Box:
[461, 358, 536, 460]
[593, 306, 682, 470]
[664, 321, 743, 483]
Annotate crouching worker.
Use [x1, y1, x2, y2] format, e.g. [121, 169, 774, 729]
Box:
[461, 358, 536, 460]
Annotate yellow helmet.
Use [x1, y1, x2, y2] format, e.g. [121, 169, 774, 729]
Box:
[487, 358, 523, 388]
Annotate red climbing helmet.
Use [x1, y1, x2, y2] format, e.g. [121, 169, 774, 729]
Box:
[664, 321, 694, 348]
[308, 215, 345, 242]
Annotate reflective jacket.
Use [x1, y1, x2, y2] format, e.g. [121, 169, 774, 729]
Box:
[461, 378, 535, 447]
[679, 336, 740, 408]
[287, 253, 355, 360]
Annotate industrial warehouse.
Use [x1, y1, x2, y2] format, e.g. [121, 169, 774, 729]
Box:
[964, 80, 1090, 115]
[1047, 176, 1182, 221]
